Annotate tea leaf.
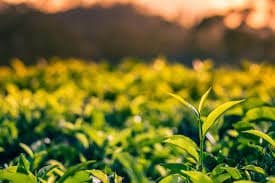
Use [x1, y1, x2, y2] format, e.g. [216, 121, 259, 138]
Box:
[202, 99, 245, 137]
[164, 135, 199, 161]
[19, 143, 34, 158]
[159, 174, 181, 183]
[114, 172, 123, 183]
[242, 130, 275, 147]
[198, 87, 212, 113]
[221, 167, 242, 179]
[116, 152, 147, 183]
[17, 154, 30, 174]
[181, 170, 213, 183]
[87, 170, 108, 183]
[243, 165, 266, 175]
[0, 170, 36, 183]
[168, 93, 199, 118]
[243, 107, 275, 122]
[56, 160, 95, 183]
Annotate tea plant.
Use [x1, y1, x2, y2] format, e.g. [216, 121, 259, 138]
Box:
[0, 59, 274, 182]
[161, 88, 275, 182]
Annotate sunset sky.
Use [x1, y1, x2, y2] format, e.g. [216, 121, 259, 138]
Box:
[1, 0, 274, 29]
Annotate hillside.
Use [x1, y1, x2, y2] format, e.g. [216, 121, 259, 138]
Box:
[0, 3, 274, 65]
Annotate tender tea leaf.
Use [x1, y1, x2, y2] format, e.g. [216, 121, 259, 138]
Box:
[19, 143, 34, 158]
[38, 177, 48, 183]
[164, 135, 199, 161]
[233, 181, 256, 183]
[181, 170, 213, 183]
[243, 165, 266, 175]
[202, 99, 245, 137]
[75, 133, 89, 149]
[0, 170, 36, 183]
[213, 173, 232, 183]
[243, 130, 275, 147]
[17, 154, 30, 174]
[221, 167, 242, 180]
[114, 172, 123, 183]
[56, 160, 95, 183]
[168, 93, 199, 118]
[198, 87, 212, 113]
[159, 174, 181, 183]
[87, 170, 108, 183]
[116, 152, 147, 183]
[243, 107, 275, 122]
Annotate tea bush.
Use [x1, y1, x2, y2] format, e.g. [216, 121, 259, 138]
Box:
[0, 58, 274, 182]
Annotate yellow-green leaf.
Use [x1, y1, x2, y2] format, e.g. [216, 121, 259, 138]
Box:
[221, 167, 242, 179]
[243, 130, 275, 147]
[198, 87, 212, 113]
[75, 133, 89, 149]
[164, 135, 199, 162]
[243, 165, 266, 175]
[168, 93, 199, 118]
[87, 170, 108, 183]
[159, 174, 181, 183]
[19, 143, 34, 158]
[202, 99, 245, 137]
[181, 170, 213, 183]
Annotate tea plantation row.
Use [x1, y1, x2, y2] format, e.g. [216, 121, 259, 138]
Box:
[0, 58, 274, 182]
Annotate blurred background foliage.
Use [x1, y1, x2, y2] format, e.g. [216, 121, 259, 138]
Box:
[0, 58, 274, 181]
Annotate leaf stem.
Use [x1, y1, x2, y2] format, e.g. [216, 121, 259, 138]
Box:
[198, 117, 204, 172]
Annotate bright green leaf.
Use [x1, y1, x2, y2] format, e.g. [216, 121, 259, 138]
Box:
[221, 167, 242, 180]
[56, 160, 95, 183]
[114, 172, 123, 183]
[159, 174, 181, 183]
[198, 87, 212, 113]
[75, 133, 89, 149]
[202, 99, 245, 137]
[19, 143, 34, 158]
[87, 170, 108, 183]
[243, 165, 266, 175]
[0, 170, 36, 183]
[164, 135, 199, 161]
[181, 170, 213, 183]
[213, 173, 232, 183]
[243, 107, 275, 122]
[168, 93, 199, 118]
[242, 130, 275, 147]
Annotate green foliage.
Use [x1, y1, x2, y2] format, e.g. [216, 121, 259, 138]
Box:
[0, 59, 274, 182]
[242, 130, 275, 147]
[202, 99, 246, 137]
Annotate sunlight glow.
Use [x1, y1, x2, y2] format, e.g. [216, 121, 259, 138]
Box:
[1, 0, 274, 29]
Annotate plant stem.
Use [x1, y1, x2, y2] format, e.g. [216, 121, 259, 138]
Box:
[198, 117, 204, 171]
